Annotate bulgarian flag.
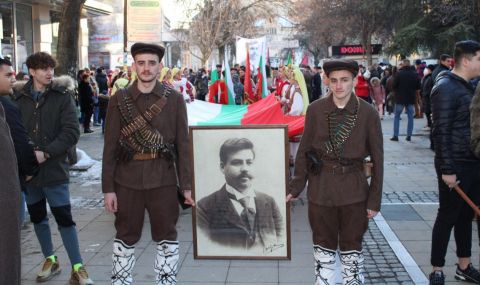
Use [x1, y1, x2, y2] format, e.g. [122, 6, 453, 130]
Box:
[187, 93, 305, 137]
[223, 50, 236, 105]
[244, 44, 254, 103]
[209, 60, 219, 85]
[258, 42, 268, 98]
[286, 50, 292, 67]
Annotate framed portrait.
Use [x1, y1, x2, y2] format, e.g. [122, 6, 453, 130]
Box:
[190, 125, 291, 260]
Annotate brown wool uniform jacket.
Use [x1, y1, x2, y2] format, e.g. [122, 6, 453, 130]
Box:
[289, 94, 384, 211]
[102, 80, 191, 193]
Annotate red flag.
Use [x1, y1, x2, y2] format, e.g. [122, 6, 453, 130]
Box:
[208, 80, 228, 104]
[244, 47, 254, 103]
[255, 67, 263, 102]
[301, 52, 309, 65]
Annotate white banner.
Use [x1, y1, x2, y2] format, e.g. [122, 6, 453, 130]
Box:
[235, 36, 267, 73]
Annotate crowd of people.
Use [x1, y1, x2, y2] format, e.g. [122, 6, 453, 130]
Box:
[1, 39, 480, 285]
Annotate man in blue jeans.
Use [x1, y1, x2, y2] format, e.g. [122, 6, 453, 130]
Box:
[12, 52, 93, 284]
[391, 59, 421, 142]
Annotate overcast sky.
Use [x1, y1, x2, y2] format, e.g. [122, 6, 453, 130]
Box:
[162, 0, 201, 28]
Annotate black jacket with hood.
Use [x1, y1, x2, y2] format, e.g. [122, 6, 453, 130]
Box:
[11, 76, 80, 187]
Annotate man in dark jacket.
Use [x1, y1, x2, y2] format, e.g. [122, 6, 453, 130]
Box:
[78, 73, 95, 133]
[0, 83, 40, 226]
[0, 95, 39, 181]
[95, 68, 109, 132]
[95, 67, 109, 94]
[391, 60, 421, 141]
[311, 66, 322, 102]
[421, 64, 436, 150]
[194, 68, 209, 101]
[429, 40, 480, 285]
[12, 52, 93, 285]
[431, 54, 453, 82]
[0, 56, 22, 285]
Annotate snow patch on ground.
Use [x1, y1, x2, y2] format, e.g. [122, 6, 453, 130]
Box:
[71, 148, 95, 169]
[71, 148, 102, 185]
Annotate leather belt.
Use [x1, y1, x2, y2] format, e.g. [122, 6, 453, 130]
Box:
[322, 163, 362, 175]
[132, 153, 160, 161]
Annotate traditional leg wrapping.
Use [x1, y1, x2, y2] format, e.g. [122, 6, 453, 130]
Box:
[111, 239, 135, 285]
[313, 245, 337, 285]
[154, 240, 179, 285]
[340, 250, 364, 285]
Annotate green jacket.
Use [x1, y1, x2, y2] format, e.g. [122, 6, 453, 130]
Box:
[471, 84, 480, 158]
[12, 76, 80, 187]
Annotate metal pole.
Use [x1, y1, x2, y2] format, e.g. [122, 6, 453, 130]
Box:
[12, 1, 18, 72]
[123, 0, 128, 71]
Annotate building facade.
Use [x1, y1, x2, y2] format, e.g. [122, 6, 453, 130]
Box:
[1, 0, 111, 73]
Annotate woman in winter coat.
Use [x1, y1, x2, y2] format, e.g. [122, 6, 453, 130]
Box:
[78, 73, 94, 133]
[385, 66, 397, 115]
[370, 77, 386, 119]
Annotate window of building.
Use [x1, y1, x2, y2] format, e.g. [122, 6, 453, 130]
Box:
[15, 3, 33, 73]
[0, 2, 14, 63]
[268, 28, 277, 35]
[50, 10, 61, 58]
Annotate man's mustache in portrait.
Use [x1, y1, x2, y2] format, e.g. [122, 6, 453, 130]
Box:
[238, 173, 253, 180]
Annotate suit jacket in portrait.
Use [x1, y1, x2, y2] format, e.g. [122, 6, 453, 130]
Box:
[197, 185, 284, 250]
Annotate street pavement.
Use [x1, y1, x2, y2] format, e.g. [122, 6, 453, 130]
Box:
[20, 113, 479, 284]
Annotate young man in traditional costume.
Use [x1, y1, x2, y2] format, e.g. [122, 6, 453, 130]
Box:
[288, 59, 384, 284]
[102, 42, 194, 285]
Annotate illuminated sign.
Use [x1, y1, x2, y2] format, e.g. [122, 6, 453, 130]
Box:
[331, 44, 382, 56]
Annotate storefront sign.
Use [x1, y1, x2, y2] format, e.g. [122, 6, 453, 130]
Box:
[126, 0, 162, 43]
[330, 44, 382, 56]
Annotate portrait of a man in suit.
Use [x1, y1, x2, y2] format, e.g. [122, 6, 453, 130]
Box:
[196, 138, 285, 252]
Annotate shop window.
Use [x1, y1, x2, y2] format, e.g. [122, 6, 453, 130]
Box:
[0, 2, 14, 64]
[50, 10, 61, 58]
[15, 3, 33, 73]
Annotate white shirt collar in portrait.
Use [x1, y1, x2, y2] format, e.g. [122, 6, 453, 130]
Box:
[225, 184, 257, 215]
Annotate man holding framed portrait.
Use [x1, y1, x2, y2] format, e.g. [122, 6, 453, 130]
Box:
[288, 59, 384, 284]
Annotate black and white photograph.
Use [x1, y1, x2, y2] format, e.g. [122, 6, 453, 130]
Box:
[190, 125, 291, 259]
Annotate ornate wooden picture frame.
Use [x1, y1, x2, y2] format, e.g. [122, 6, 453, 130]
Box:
[190, 125, 291, 260]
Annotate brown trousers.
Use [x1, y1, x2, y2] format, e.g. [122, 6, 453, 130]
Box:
[308, 201, 369, 251]
[114, 184, 179, 246]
